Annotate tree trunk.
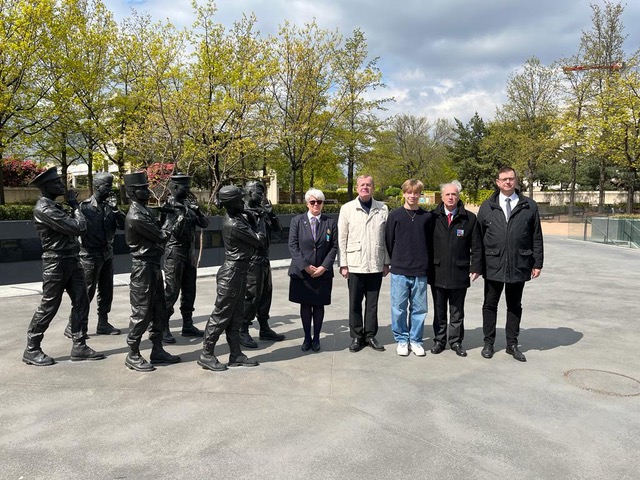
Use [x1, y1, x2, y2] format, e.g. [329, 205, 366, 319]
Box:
[289, 167, 296, 204]
[598, 158, 606, 213]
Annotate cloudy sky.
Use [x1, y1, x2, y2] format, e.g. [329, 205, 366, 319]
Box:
[104, 0, 640, 123]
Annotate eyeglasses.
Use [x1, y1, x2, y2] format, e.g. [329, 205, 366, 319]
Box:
[308, 200, 323, 205]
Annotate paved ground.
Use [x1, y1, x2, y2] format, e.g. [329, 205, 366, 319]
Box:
[1, 230, 639, 480]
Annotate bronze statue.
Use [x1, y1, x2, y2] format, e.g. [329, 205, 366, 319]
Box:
[240, 180, 285, 348]
[23, 167, 105, 366]
[198, 185, 266, 372]
[63, 172, 125, 338]
[124, 171, 181, 372]
[162, 174, 209, 343]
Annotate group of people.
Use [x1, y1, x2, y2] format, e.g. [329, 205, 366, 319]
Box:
[288, 168, 543, 363]
[21, 165, 543, 372]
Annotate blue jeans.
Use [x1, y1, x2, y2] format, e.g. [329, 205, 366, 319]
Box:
[390, 274, 428, 345]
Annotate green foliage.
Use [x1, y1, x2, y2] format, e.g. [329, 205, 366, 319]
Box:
[0, 204, 34, 220]
[460, 189, 494, 206]
[385, 186, 401, 197]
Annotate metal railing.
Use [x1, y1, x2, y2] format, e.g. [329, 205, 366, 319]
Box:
[584, 217, 640, 249]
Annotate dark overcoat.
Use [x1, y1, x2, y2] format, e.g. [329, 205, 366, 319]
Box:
[428, 200, 482, 289]
[476, 189, 544, 283]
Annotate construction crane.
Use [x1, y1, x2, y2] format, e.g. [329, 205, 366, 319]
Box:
[562, 62, 624, 73]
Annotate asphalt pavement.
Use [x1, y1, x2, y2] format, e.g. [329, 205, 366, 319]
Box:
[0, 235, 639, 480]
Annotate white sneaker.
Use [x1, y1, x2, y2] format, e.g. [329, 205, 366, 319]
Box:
[396, 343, 409, 356]
[410, 343, 426, 357]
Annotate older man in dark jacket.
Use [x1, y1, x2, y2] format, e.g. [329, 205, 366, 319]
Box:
[476, 167, 544, 362]
[428, 181, 482, 357]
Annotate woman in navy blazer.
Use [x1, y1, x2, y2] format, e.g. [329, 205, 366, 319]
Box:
[288, 188, 338, 352]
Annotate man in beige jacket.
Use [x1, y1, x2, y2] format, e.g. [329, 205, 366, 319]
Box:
[338, 175, 390, 352]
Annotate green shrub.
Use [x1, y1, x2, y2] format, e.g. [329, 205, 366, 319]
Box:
[385, 186, 402, 197]
[0, 204, 34, 220]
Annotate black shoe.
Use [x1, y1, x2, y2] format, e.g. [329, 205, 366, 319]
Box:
[506, 344, 527, 362]
[150, 346, 181, 364]
[22, 348, 55, 366]
[349, 338, 365, 353]
[431, 342, 445, 354]
[163, 329, 176, 344]
[367, 337, 385, 351]
[228, 355, 259, 367]
[301, 341, 312, 352]
[197, 354, 228, 372]
[125, 353, 155, 372]
[70, 344, 105, 361]
[481, 343, 494, 359]
[259, 329, 286, 342]
[239, 331, 258, 349]
[181, 324, 204, 337]
[311, 341, 321, 352]
[96, 323, 121, 335]
[451, 343, 467, 357]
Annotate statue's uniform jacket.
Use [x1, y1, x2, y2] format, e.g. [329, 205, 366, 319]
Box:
[163, 198, 210, 321]
[28, 198, 89, 340]
[125, 201, 171, 345]
[203, 212, 265, 356]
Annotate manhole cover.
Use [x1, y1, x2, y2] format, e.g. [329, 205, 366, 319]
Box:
[564, 369, 640, 397]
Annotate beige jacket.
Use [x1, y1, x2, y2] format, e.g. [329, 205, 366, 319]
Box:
[338, 198, 390, 273]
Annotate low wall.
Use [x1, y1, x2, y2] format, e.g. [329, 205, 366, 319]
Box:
[532, 190, 640, 206]
[0, 213, 320, 286]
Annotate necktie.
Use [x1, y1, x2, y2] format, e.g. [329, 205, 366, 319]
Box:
[447, 212, 452, 226]
[310, 217, 317, 239]
[505, 198, 512, 221]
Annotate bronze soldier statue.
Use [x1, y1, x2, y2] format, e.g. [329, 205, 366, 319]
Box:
[23, 167, 105, 366]
[124, 172, 181, 372]
[63, 172, 125, 338]
[162, 174, 209, 343]
[198, 185, 266, 372]
[239, 180, 285, 348]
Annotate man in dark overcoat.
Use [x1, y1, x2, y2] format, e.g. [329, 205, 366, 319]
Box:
[476, 166, 544, 362]
[428, 181, 481, 357]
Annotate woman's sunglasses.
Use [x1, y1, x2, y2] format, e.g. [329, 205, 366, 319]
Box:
[308, 200, 323, 205]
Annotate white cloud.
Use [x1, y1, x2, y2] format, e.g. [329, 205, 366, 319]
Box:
[106, 0, 640, 123]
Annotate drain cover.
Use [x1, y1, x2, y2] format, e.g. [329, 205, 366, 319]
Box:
[564, 369, 640, 397]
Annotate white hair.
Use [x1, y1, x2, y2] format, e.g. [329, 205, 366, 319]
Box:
[440, 180, 462, 195]
[305, 188, 325, 202]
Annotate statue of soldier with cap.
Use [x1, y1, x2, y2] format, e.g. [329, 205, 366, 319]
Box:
[239, 180, 285, 348]
[23, 167, 105, 366]
[198, 185, 266, 372]
[62, 172, 125, 338]
[123, 171, 181, 372]
[161, 173, 209, 343]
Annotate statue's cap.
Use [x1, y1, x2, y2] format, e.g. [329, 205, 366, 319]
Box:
[29, 167, 60, 187]
[123, 172, 148, 187]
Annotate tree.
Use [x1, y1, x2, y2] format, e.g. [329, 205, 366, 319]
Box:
[184, 2, 276, 203]
[268, 20, 342, 203]
[332, 28, 392, 200]
[498, 56, 561, 196]
[580, 1, 627, 211]
[391, 114, 452, 189]
[448, 112, 495, 196]
[0, 0, 56, 203]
